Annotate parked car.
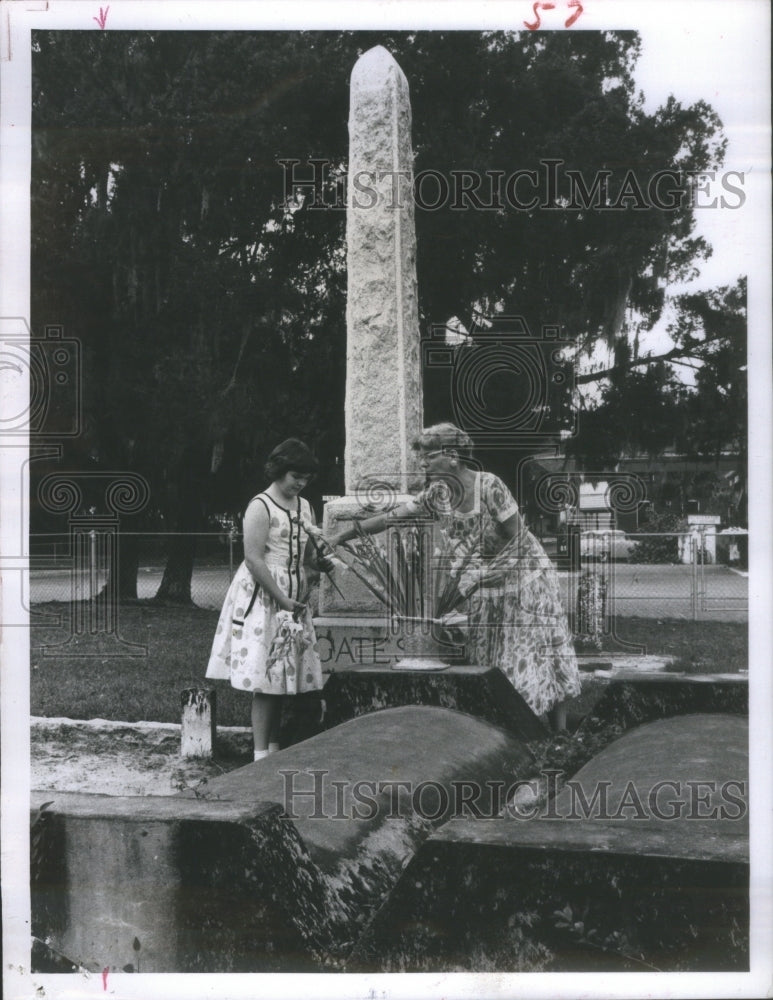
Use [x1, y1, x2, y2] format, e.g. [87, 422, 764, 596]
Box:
[580, 529, 635, 562]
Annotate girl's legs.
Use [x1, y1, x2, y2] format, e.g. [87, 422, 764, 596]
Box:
[251, 693, 281, 757]
[268, 696, 283, 752]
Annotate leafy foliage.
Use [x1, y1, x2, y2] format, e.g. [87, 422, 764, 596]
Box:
[630, 509, 683, 563]
[573, 281, 745, 451]
[31, 30, 731, 596]
[553, 903, 662, 971]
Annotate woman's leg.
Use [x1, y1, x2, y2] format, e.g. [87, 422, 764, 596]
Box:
[548, 701, 567, 731]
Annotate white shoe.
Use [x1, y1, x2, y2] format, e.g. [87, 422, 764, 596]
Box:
[268, 742, 280, 754]
[253, 749, 269, 761]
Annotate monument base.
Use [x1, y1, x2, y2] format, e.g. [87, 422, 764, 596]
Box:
[314, 616, 465, 672]
[320, 494, 425, 616]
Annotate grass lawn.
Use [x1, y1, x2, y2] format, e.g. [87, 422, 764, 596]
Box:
[579, 617, 749, 673]
[29, 601, 748, 726]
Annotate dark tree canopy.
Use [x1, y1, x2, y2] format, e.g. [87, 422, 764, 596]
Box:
[31, 30, 737, 596]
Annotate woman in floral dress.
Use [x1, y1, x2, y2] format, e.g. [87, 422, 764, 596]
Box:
[326, 423, 580, 726]
[206, 439, 324, 759]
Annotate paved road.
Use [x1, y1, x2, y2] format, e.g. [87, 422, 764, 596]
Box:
[29, 562, 748, 621]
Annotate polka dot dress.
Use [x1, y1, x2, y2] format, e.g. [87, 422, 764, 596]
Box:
[205, 494, 323, 695]
[413, 473, 580, 716]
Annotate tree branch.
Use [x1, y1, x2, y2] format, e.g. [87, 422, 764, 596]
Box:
[575, 346, 704, 385]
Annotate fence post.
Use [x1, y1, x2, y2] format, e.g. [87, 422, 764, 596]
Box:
[36, 473, 148, 655]
[89, 529, 97, 604]
[691, 534, 698, 622]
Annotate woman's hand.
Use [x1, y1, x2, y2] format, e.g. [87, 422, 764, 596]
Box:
[278, 596, 306, 615]
[325, 531, 348, 550]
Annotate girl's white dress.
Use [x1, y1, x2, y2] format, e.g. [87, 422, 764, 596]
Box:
[205, 493, 323, 695]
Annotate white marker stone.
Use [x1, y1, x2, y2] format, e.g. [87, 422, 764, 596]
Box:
[180, 688, 216, 758]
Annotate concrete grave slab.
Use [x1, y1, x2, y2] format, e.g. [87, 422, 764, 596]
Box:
[579, 674, 747, 736]
[319, 662, 548, 742]
[350, 714, 748, 972]
[31, 705, 535, 972]
[31, 795, 319, 974]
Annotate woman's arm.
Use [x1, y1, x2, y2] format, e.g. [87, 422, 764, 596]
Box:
[243, 500, 304, 613]
[499, 512, 521, 541]
[325, 502, 418, 549]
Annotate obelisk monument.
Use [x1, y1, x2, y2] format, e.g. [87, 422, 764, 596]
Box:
[344, 44, 423, 496]
[320, 46, 424, 617]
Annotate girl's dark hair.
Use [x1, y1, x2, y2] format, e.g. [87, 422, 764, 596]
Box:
[264, 438, 319, 482]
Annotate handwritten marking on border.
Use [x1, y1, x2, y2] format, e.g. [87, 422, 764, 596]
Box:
[524, 0, 584, 30]
[93, 6, 109, 30]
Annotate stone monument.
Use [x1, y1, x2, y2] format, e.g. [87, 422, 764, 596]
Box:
[315, 46, 459, 671]
[343, 45, 423, 495]
[320, 46, 424, 622]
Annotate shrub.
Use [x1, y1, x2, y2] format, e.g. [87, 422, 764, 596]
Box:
[630, 511, 684, 564]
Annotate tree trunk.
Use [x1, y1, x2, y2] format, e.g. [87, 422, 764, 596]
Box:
[154, 532, 196, 604]
[115, 534, 140, 600]
[99, 528, 140, 601]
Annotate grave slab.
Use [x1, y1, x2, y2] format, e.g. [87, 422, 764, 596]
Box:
[578, 674, 747, 736]
[350, 714, 749, 972]
[32, 706, 535, 972]
[30, 795, 319, 974]
[320, 663, 548, 742]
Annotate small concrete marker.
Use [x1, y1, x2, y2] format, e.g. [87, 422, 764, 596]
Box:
[180, 688, 216, 758]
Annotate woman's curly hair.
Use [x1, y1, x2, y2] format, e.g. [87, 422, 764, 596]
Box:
[412, 422, 474, 460]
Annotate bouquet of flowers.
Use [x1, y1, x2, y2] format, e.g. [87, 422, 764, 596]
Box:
[332, 522, 529, 626]
[330, 521, 478, 624]
[265, 608, 308, 675]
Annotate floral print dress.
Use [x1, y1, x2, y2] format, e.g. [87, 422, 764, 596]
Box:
[205, 493, 323, 695]
[413, 472, 580, 716]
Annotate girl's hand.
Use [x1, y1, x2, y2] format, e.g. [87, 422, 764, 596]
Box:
[278, 596, 306, 615]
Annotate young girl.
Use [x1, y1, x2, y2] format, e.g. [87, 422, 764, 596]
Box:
[206, 439, 324, 760]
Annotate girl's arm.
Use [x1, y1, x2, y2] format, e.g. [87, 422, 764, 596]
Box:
[302, 505, 327, 572]
[243, 500, 304, 613]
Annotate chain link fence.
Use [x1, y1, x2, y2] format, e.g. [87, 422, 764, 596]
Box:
[29, 532, 240, 611]
[28, 529, 748, 622]
[552, 529, 748, 623]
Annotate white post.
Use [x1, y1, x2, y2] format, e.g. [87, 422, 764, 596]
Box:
[181, 688, 216, 759]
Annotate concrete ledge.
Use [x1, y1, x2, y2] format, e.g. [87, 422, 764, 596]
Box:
[349, 714, 749, 972]
[32, 706, 537, 973]
[31, 794, 323, 974]
[319, 665, 548, 742]
[579, 675, 747, 735]
[350, 832, 748, 972]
